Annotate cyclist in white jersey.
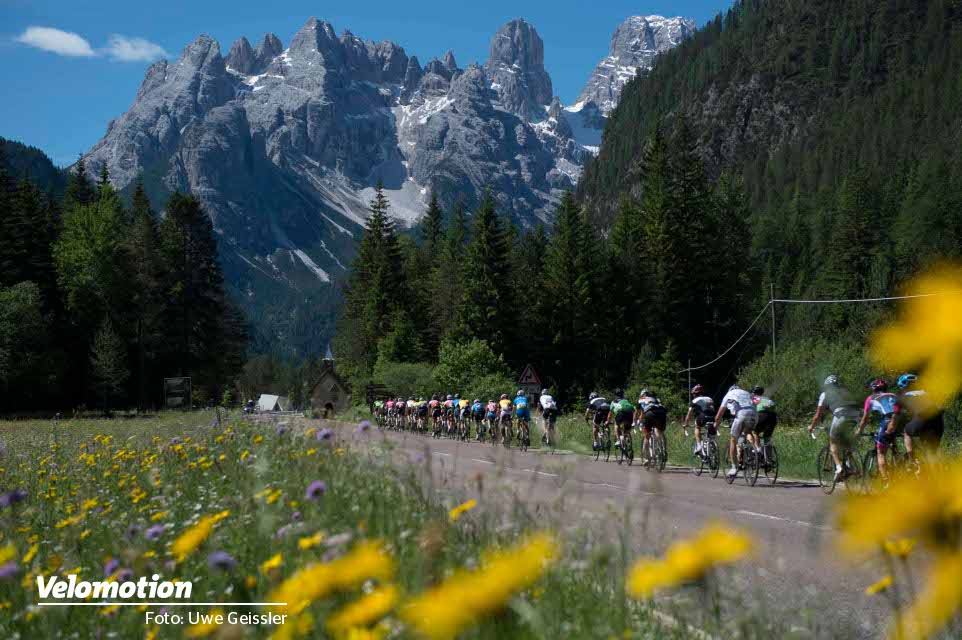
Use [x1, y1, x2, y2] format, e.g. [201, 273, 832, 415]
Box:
[714, 384, 757, 478]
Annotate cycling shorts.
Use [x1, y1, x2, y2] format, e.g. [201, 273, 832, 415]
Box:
[592, 406, 610, 426]
[614, 411, 633, 427]
[730, 409, 757, 438]
[515, 406, 530, 421]
[432, 406, 442, 417]
[755, 411, 778, 440]
[904, 411, 944, 446]
[829, 410, 859, 439]
[500, 409, 512, 421]
[694, 412, 714, 428]
[642, 406, 667, 430]
[542, 407, 558, 423]
[486, 412, 496, 421]
[876, 419, 901, 452]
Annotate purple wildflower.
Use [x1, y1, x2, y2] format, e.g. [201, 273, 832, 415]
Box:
[305, 480, 327, 501]
[357, 421, 372, 433]
[170, 437, 182, 445]
[0, 489, 27, 508]
[325, 532, 353, 548]
[207, 551, 237, 572]
[274, 525, 291, 540]
[125, 524, 142, 540]
[104, 558, 120, 577]
[0, 562, 18, 581]
[145, 525, 166, 541]
[276, 424, 289, 436]
[316, 428, 334, 442]
[291, 511, 302, 522]
[116, 568, 134, 583]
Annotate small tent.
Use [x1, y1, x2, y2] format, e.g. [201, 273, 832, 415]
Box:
[257, 394, 291, 412]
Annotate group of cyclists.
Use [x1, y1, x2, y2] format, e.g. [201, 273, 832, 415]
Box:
[369, 370, 944, 486]
[372, 390, 560, 449]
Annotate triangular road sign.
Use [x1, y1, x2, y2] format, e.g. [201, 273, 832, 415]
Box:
[518, 364, 541, 386]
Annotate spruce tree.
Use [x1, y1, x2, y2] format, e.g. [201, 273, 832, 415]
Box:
[457, 194, 513, 355]
[90, 315, 129, 415]
[64, 155, 94, 210]
[420, 191, 444, 256]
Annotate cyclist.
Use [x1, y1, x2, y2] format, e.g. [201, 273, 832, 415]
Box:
[714, 384, 757, 479]
[855, 379, 899, 482]
[443, 395, 456, 434]
[538, 389, 558, 445]
[486, 399, 499, 442]
[893, 374, 944, 462]
[807, 375, 861, 482]
[584, 392, 610, 450]
[636, 389, 668, 465]
[683, 384, 715, 457]
[458, 395, 471, 439]
[416, 397, 429, 432]
[498, 394, 514, 443]
[429, 395, 442, 432]
[514, 390, 531, 446]
[396, 397, 407, 430]
[751, 386, 777, 449]
[373, 398, 385, 427]
[471, 398, 485, 440]
[608, 391, 635, 451]
[385, 398, 396, 429]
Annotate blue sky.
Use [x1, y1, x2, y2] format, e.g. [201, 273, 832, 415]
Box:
[0, 0, 733, 167]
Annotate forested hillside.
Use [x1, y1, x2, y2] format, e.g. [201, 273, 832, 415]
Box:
[0, 150, 246, 413]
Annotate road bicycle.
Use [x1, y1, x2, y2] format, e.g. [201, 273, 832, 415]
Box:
[860, 430, 920, 490]
[587, 417, 612, 462]
[501, 414, 514, 449]
[642, 426, 667, 472]
[723, 434, 759, 485]
[517, 417, 530, 452]
[812, 427, 865, 494]
[688, 422, 720, 478]
[758, 437, 779, 485]
[617, 425, 634, 465]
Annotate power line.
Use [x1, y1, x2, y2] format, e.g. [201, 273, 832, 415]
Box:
[773, 292, 955, 304]
[679, 302, 772, 374]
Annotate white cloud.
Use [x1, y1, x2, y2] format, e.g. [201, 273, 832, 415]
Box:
[16, 26, 96, 57]
[103, 34, 168, 62]
[15, 26, 168, 62]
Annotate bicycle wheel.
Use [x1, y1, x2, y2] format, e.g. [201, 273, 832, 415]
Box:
[763, 443, 779, 485]
[649, 432, 665, 472]
[503, 423, 512, 449]
[861, 449, 879, 491]
[520, 424, 529, 452]
[842, 448, 863, 493]
[603, 428, 612, 462]
[626, 433, 634, 465]
[744, 446, 759, 487]
[593, 430, 601, 461]
[723, 443, 736, 484]
[817, 446, 837, 494]
[707, 439, 720, 478]
[691, 440, 705, 476]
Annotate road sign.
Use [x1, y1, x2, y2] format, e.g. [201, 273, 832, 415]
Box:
[163, 377, 192, 410]
[518, 364, 541, 387]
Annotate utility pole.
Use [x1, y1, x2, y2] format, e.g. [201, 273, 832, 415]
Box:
[770, 282, 777, 376]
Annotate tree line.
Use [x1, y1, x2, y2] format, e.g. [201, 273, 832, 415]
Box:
[0, 154, 246, 413]
[334, 118, 755, 409]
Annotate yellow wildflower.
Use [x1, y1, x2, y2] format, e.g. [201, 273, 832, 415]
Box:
[171, 513, 226, 561]
[627, 522, 751, 600]
[448, 499, 477, 523]
[253, 435, 263, 444]
[327, 585, 400, 634]
[273, 612, 314, 640]
[269, 541, 394, 615]
[401, 533, 557, 640]
[55, 514, 84, 529]
[245, 575, 257, 589]
[261, 553, 283, 574]
[150, 511, 170, 522]
[891, 552, 962, 640]
[298, 533, 324, 550]
[883, 538, 916, 559]
[23, 544, 39, 564]
[0, 544, 15, 563]
[79, 530, 91, 540]
[870, 264, 962, 409]
[185, 608, 224, 638]
[865, 575, 893, 596]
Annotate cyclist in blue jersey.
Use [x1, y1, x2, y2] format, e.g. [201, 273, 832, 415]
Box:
[855, 379, 900, 481]
[513, 390, 531, 446]
[892, 374, 944, 462]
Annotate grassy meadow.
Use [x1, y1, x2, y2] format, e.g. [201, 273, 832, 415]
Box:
[0, 411, 797, 640]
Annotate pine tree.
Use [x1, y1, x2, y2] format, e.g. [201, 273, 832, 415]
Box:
[96, 163, 110, 194]
[420, 191, 444, 256]
[89, 316, 129, 415]
[542, 191, 595, 396]
[64, 155, 94, 210]
[457, 194, 513, 355]
[608, 194, 648, 377]
[428, 199, 467, 349]
[639, 126, 677, 347]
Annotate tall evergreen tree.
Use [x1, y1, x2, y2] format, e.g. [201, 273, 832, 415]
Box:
[457, 194, 513, 355]
[419, 191, 444, 256]
[89, 315, 129, 415]
[63, 155, 94, 210]
[542, 191, 596, 397]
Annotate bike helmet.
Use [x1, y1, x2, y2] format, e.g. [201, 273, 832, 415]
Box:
[728, 384, 741, 392]
[690, 384, 704, 396]
[614, 389, 624, 399]
[473, 399, 480, 404]
[517, 390, 525, 397]
[432, 395, 438, 400]
[541, 389, 548, 395]
[869, 379, 888, 392]
[588, 392, 598, 401]
[750, 386, 764, 395]
[501, 393, 509, 400]
[823, 375, 839, 387]
[640, 388, 652, 397]
[446, 394, 452, 400]
[897, 374, 917, 389]
[455, 394, 460, 399]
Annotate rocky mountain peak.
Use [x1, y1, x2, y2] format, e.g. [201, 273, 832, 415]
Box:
[442, 49, 458, 71]
[577, 15, 695, 114]
[485, 18, 552, 120]
[225, 36, 255, 74]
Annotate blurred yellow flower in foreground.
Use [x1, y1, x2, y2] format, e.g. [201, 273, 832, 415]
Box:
[448, 499, 477, 523]
[627, 522, 751, 600]
[269, 541, 394, 615]
[260, 554, 283, 574]
[891, 553, 962, 640]
[185, 608, 224, 638]
[327, 585, 400, 634]
[871, 264, 962, 409]
[837, 459, 962, 552]
[172, 512, 228, 561]
[273, 612, 314, 640]
[865, 575, 893, 596]
[882, 538, 916, 559]
[401, 533, 558, 640]
[0, 544, 16, 563]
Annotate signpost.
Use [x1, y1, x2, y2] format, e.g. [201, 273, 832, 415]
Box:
[163, 377, 192, 410]
[517, 364, 542, 402]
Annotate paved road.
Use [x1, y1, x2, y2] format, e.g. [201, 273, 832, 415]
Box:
[316, 419, 885, 638]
